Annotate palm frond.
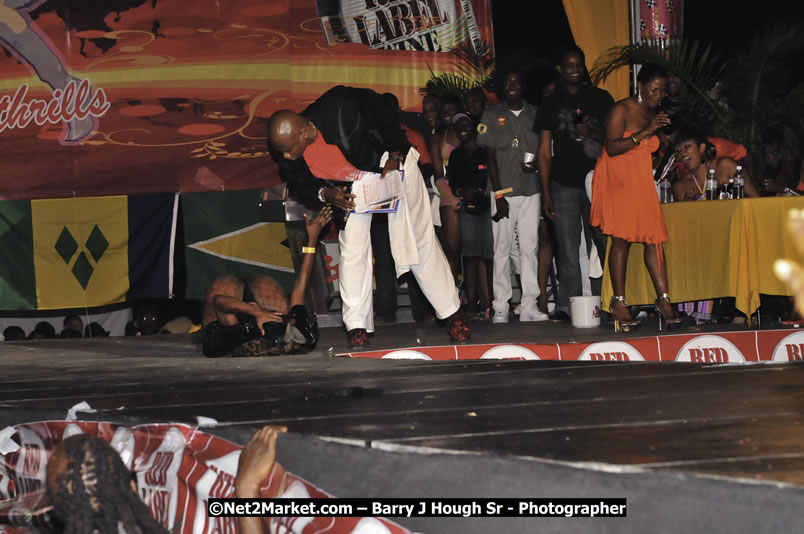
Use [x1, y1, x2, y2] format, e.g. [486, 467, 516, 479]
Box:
[718, 24, 804, 153]
[419, 39, 496, 96]
[449, 40, 495, 87]
[590, 39, 728, 129]
[420, 68, 476, 97]
[590, 21, 804, 156]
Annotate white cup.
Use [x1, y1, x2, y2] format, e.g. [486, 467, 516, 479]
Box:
[523, 152, 535, 165]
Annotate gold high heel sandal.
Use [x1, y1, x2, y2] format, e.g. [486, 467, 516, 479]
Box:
[654, 293, 682, 331]
[610, 296, 640, 333]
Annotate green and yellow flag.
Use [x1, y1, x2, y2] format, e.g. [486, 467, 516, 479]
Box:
[182, 190, 294, 298]
[0, 194, 176, 310]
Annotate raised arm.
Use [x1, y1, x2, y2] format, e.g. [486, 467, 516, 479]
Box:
[290, 206, 332, 307]
[235, 426, 288, 534]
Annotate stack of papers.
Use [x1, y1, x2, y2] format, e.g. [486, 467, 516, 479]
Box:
[351, 170, 405, 213]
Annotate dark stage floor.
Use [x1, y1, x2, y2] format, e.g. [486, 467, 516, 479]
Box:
[2, 320, 804, 532]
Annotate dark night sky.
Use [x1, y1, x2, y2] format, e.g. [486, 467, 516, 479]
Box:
[491, 0, 804, 102]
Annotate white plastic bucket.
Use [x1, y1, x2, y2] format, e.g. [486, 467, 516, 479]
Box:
[569, 296, 601, 328]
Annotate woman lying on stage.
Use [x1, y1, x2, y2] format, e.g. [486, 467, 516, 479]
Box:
[200, 207, 332, 357]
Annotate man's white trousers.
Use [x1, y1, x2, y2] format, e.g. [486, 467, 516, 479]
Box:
[339, 148, 460, 332]
[490, 193, 541, 312]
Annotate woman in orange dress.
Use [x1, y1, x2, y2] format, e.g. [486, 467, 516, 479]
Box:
[591, 64, 681, 332]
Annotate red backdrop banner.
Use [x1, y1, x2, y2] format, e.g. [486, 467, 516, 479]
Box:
[0, 0, 493, 200]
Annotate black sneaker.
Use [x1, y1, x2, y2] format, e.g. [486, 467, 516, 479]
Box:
[549, 310, 570, 322]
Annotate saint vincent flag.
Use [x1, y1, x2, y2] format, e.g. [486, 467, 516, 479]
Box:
[0, 194, 177, 310]
[182, 190, 294, 299]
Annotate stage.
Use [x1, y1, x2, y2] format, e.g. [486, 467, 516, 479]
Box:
[2, 319, 804, 533]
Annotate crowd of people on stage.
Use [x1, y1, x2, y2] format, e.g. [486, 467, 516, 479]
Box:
[4, 47, 802, 354]
[261, 44, 804, 351]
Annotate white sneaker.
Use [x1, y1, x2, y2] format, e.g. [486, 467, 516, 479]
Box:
[492, 309, 509, 324]
[519, 306, 549, 322]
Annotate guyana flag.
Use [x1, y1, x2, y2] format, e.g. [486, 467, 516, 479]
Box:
[182, 190, 294, 299]
[0, 194, 177, 310]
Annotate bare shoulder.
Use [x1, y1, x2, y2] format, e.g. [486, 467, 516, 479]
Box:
[617, 97, 637, 112]
[619, 98, 650, 131]
[606, 99, 630, 121]
[604, 100, 628, 136]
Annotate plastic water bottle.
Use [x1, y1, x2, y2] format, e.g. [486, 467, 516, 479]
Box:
[705, 169, 718, 200]
[574, 109, 584, 142]
[659, 178, 672, 203]
[734, 165, 745, 199]
[726, 178, 735, 199]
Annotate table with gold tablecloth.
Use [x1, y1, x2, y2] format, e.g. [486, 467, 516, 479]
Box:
[601, 197, 804, 316]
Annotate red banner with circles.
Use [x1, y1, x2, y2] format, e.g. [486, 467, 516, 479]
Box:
[337, 329, 804, 363]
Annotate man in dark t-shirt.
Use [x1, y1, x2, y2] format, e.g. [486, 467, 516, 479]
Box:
[535, 47, 614, 321]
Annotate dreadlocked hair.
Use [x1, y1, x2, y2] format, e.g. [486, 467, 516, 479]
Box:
[47, 434, 170, 534]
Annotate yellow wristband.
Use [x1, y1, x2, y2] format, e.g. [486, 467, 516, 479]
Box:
[302, 246, 316, 254]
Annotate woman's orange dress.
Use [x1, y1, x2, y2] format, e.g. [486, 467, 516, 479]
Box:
[590, 132, 668, 244]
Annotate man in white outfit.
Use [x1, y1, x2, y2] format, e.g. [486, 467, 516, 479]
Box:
[477, 70, 547, 323]
[268, 86, 470, 349]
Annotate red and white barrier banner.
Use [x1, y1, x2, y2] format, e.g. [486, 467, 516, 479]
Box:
[0, 421, 411, 534]
[336, 329, 804, 363]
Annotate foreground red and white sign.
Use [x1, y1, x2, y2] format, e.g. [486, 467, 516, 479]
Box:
[0, 421, 411, 534]
[338, 329, 804, 363]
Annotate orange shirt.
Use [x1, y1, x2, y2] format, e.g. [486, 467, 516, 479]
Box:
[402, 125, 431, 165]
[303, 132, 363, 181]
[710, 137, 747, 161]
